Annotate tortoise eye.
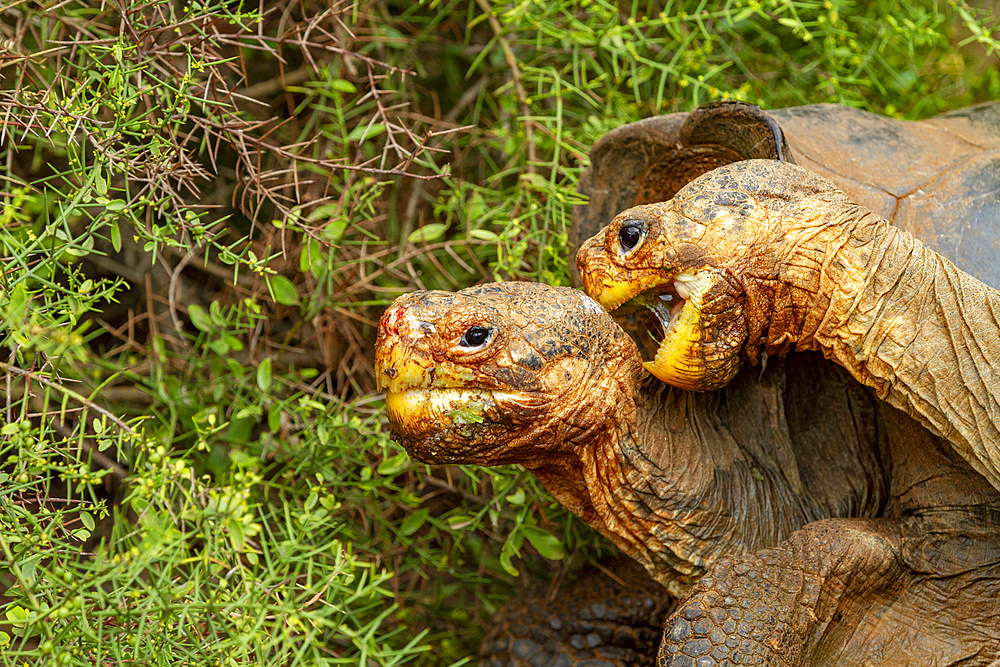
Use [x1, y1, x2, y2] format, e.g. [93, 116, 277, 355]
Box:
[459, 325, 492, 349]
[617, 220, 645, 253]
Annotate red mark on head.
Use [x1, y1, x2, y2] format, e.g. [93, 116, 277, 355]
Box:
[379, 307, 405, 336]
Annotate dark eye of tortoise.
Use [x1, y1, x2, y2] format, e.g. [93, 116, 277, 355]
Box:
[618, 220, 644, 252]
[459, 325, 492, 348]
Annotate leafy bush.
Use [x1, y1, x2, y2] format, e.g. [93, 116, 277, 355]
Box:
[0, 0, 997, 663]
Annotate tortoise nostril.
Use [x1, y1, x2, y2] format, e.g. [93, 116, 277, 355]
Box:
[380, 307, 404, 335]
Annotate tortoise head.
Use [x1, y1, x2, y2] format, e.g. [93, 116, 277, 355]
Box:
[375, 282, 642, 466]
[573, 100, 788, 286]
[577, 159, 845, 391]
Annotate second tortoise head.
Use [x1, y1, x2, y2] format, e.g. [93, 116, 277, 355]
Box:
[576, 160, 848, 391]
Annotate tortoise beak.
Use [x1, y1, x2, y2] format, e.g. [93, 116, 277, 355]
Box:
[577, 234, 674, 311]
[375, 305, 441, 393]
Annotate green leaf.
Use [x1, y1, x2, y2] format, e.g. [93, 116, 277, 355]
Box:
[267, 407, 282, 432]
[520, 525, 565, 560]
[347, 123, 386, 142]
[229, 521, 245, 551]
[399, 509, 429, 537]
[498, 550, 519, 577]
[304, 489, 318, 512]
[93, 166, 107, 196]
[504, 488, 526, 506]
[187, 304, 212, 332]
[256, 358, 272, 391]
[377, 452, 409, 476]
[407, 223, 447, 244]
[20, 557, 39, 584]
[62, 235, 95, 257]
[221, 334, 243, 352]
[299, 238, 326, 278]
[110, 219, 122, 252]
[331, 79, 356, 93]
[469, 229, 500, 242]
[5, 605, 28, 627]
[268, 275, 299, 306]
[8, 283, 29, 323]
[323, 217, 348, 244]
[518, 172, 549, 190]
[80, 512, 95, 531]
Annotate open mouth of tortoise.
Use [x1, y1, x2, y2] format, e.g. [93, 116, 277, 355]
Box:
[609, 271, 714, 389]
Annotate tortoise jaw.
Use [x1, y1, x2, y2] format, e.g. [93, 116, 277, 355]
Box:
[599, 270, 716, 391]
[642, 271, 715, 390]
[376, 332, 533, 460]
[384, 386, 525, 445]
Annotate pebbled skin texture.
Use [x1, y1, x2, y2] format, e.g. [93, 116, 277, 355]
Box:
[652, 403, 1000, 666]
[658, 512, 1000, 666]
[481, 558, 675, 666]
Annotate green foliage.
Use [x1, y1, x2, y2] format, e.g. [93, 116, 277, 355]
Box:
[0, 0, 997, 663]
[371, 0, 999, 285]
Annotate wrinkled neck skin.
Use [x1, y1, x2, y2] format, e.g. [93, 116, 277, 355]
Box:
[534, 352, 889, 599]
[750, 194, 1000, 492]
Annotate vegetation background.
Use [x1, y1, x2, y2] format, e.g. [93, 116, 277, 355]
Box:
[0, 0, 997, 664]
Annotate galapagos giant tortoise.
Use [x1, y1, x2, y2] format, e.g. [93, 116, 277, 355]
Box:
[376, 101, 1000, 666]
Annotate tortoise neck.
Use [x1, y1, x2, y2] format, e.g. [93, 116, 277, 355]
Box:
[577, 362, 887, 597]
[768, 198, 1000, 491]
[754, 199, 887, 355]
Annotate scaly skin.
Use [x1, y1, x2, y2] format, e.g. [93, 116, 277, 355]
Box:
[657, 392, 1000, 664]
[577, 159, 1000, 494]
[375, 281, 1000, 665]
[481, 558, 675, 666]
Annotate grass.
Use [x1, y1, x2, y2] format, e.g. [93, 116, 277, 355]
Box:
[0, 0, 997, 663]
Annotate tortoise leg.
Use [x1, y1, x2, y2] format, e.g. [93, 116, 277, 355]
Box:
[480, 557, 675, 666]
[657, 517, 1000, 666]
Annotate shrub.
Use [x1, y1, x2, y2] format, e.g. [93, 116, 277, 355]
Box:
[0, 0, 996, 663]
